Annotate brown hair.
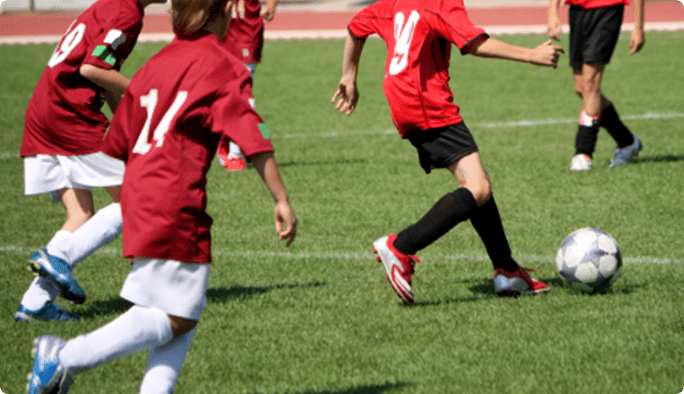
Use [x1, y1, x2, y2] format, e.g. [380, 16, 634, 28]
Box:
[171, 0, 230, 36]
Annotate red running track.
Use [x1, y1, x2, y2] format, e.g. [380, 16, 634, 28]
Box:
[0, 1, 682, 37]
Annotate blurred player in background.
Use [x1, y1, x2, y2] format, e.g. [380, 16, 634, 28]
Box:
[16, 0, 166, 322]
[217, 0, 279, 171]
[332, 0, 563, 304]
[26, 0, 296, 390]
[548, 0, 644, 170]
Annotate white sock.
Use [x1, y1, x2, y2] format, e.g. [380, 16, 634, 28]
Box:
[45, 230, 72, 262]
[228, 141, 245, 160]
[139, 327, 197, 394]
[19, 277, 59, 310]
[62, 203, 122, 268]
[59, 305, 173, 375]
[20, 231, 71, 308]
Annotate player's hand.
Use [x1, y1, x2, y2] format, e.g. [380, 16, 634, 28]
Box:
[331, 77, 359, 116]
[275, 200, 297, 247]
[629, 28, 645, 55]
[261, 6, 276, 22]
[547, 14, 562, 41]
[530, 39, 564, 68]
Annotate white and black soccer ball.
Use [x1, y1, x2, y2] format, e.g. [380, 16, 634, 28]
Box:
[556, 227, 622, 293]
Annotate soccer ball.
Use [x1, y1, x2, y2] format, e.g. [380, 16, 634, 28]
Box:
[556, 227, 622, 293]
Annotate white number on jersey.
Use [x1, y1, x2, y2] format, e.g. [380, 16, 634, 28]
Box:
[132, 89, 189, 155]
[48, 22, 86, 68]
[389, 11, 420, 76]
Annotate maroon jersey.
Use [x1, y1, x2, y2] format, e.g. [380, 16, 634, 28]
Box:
[222, 0, 264, 63]
[348, 0, 488, 136]
[21, 0, 144, 157]
[101, 31, 274, 264]
[566, 0, 629, 9]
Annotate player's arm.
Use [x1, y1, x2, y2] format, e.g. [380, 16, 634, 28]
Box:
[80, 64, 131, 112]
[331, 32, 365, 116]
[260, 0, 278, 22]
[629, 0, 645, 55]
[547, 0, 563, 41]
[469, 37, 564, 68]
[250, 151, 297, 247]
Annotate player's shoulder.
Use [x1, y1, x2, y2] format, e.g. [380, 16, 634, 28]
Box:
[83, 0, 144, 29]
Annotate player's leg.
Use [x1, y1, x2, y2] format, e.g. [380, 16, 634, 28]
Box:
[140, 326, 197, 394]
[601, 94, 643, 167]
[28, 259, 207, 393]
[571, 63, 604, 170]
[373, 124, 480, 304]
[17, 187, 93, 321]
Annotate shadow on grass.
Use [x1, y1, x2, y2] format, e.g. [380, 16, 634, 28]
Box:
[254, 381, 411, 394]
[73, 281, 326, 318]
[207, 281, 327, 304]
[631, 154, 684, 164]
[76, 297, 133, 319]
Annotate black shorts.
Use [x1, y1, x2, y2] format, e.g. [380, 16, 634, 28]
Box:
[405, 122, 479, 174]
[569, 4, 624, 68]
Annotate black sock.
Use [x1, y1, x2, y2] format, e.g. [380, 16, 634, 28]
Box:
[601, 104, 634, 148]
[575, 125, 599, 157]
[394, 188, 477, 255]
[469, 196, 519, 272]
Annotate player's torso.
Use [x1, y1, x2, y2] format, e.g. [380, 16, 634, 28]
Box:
[22, 0, 143, 156]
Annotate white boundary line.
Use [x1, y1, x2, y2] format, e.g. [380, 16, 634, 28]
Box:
[0, 245, 681, 265]
[1, 22, 683, 45]
[1, 111, 682, 159]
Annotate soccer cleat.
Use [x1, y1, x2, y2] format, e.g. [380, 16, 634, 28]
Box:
[28, 249, 85, 304]
[570, 154, 593, 171]
[610, 135, 642, 168]
[372, 234, 420, 305]
[15, 302, 80, 323]
[494, 267, 550, 297]
[217, 137, 247, 171]
[27, 335, 73, 394]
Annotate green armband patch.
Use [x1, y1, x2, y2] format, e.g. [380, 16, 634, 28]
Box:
[91, 45, 117, 66]
[259, 123, 270, 139]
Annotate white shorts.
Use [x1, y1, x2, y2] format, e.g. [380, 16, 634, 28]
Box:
[120, 258, 210, 321]
[24, 153, 124, 202]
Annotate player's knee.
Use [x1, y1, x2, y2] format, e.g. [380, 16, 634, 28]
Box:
[168, 315, 198, 338]
[466, 179, 491, 207]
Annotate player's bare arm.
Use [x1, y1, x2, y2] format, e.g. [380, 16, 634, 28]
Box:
[332, 33, 365, 116]
[547, 0, 563, 41]
[251, 151, 297, 247]
[470, 37, 564, 68]
[629, 0, 645, 54]
[79, 64, 131, 96]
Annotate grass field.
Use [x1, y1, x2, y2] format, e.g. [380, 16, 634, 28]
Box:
[1, 31, 683, 394]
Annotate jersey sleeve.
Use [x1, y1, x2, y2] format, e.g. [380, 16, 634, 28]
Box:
[82, 9, 142, 70]
[207, 75, 274, 159]
[429, 0, 488, 54]
[348, 0, 391, 40]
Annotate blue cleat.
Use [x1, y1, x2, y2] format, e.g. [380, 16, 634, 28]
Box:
[610, 135, 642, 168]
[28, 249, 85, 304]
[27, 335, 73, 394]
[15, 302, 80, 322]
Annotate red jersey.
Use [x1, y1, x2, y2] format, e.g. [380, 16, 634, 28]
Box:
[348, 0, 488, 136]
[21, 0, 144, 157]
[565, 0, 629, 9]
[101, 31, 274, 264]
[222, 0, 264, 63]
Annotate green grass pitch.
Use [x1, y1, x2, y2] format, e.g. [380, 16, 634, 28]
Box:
[0, 31, 683, 393]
